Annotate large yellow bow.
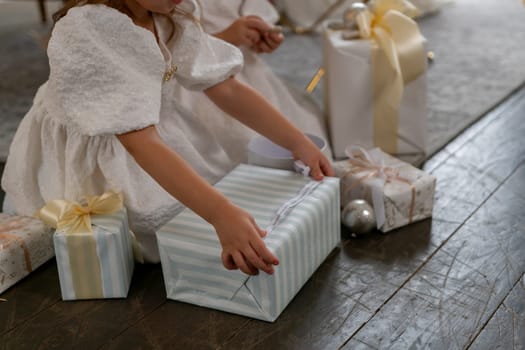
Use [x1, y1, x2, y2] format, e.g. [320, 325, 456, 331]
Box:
[355, 0, 427, 153]
[37, 191, 123, 234]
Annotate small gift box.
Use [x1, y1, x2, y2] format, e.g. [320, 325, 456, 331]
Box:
[323, 0, 427, 159]
[38, 191, 134, 300]
[0, 214, 54, 295]
[334, 147, 436, 232]
[157, 164, 340, 322]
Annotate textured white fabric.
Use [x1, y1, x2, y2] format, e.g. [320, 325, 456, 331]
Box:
[46, 6, 164, 136]
[173, 0, 330, 165]
[1, 3, 243, 263]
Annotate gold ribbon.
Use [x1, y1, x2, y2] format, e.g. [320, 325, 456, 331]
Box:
[0, 218, 33, 273]
[355, 0, 427, 153]
[343, 146, 416, 228]
[36, 191, 123, 299]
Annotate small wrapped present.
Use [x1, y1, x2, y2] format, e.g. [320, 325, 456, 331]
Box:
[37, 191, 134, 300]
[334, 147, 436, 232]
[157, 164, 340, 322]
[323, 0, 427, 158]
[0, 214, 54, 295]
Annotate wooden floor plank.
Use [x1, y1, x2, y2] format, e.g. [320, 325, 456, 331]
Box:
[102, 298, 252, 350]
[423, 84, 525, 174]
[104, 219, 459, 350]
[342, 163, 525, 349]
[1, 264, 166, 350]
[0, 260, 61, 336]
[469, 273, 525, 350]
[430, 90, 525, 224]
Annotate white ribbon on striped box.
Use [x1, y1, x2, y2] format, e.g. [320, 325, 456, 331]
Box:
[156, 164, 340, 322]
[54, 209, 135, 300]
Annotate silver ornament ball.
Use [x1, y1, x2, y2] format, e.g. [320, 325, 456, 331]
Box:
[342, 199, 377, 235]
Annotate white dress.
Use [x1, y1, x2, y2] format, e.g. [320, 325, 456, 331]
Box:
[1, 2, 244, 262]
[173, 0, 329, 164]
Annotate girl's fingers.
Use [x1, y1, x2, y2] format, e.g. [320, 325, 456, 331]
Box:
[244, 28, 261, 46]
[233, 252, 257, 275]
[265, 32, 283, 50]
[221, 251, 238, 270]
[258, 41, 273, 53]
[268, 32, 284, 43]
[251, 237, 279, 266]
[249, 216, 265, 237]
[245, 259, 259, 276]
[245, 244, 274, 274]
[244, 16, 272, 32]
[320, 157, 335, 176]
[310, 162, 324, 181]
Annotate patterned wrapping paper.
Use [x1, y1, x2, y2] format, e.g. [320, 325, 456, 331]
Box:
[334, 148, 436, 232]
[157, 164, 340, 322]
[54, 209, 134, 300]
[0, 214, 54, 295]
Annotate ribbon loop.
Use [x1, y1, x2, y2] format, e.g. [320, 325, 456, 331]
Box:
[349, 0, 426, 153]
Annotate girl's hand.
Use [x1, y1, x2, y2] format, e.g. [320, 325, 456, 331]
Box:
[210, 201, 279, 276]
[253, 30, 284, 54]
[292, 136, 335, 181]
[215, 16, 271, 49]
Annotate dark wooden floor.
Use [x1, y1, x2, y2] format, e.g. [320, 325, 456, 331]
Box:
[1, 86, 524, 349]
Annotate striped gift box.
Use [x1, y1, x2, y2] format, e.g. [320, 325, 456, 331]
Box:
[157, 164, 340, 322]
[54, 209, 134, 300]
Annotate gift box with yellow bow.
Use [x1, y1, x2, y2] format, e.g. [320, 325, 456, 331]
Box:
[0, 214, 54, 295]
[334, 147, 436, 232]
[37, 191, 134, 300]
[323, 0, 428, 159]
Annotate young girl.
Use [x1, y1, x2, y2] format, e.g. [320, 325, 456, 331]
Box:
[173, 0, 331, 164]
[1, 0, 333, 276]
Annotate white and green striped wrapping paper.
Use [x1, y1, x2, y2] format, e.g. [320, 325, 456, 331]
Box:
[54, 209, 134, 300]
[157, 164, 340, 322]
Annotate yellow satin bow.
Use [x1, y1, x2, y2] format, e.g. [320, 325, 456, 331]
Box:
[355, 0, 427, 153]
[37, 191, 123, 234]
[357, 0, 425, 82]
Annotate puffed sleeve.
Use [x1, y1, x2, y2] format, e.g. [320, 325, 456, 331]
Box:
[165, 0, 244, 91]
[47, 5, 165, 136]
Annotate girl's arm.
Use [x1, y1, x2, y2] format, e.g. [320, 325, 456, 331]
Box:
[117, 126, 279, 275]
[204, 78, 334, 179]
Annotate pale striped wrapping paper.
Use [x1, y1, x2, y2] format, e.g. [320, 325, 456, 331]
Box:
[54, 209, 134, 300]
[157, 164, 340, 322]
